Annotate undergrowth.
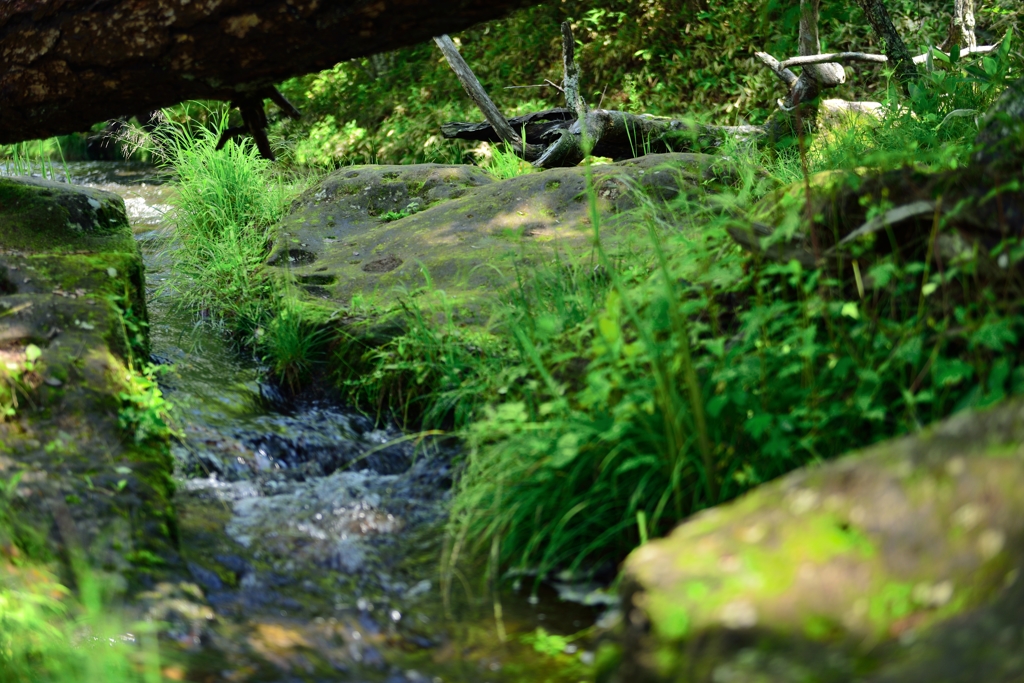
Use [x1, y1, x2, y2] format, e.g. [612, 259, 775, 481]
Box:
[328, 43, 1024, 580]
[151, 31, 1024, 585]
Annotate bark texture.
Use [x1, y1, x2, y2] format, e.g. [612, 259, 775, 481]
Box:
[945, 0, 977, 49]
[0, 0, 535, 144]
[854, 0, 919, 86]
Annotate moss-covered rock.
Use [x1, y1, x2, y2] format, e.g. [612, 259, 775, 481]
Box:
[268, 154, 718, 316]
[613, 398, 1024, 682]
[0, 176, 173, 584]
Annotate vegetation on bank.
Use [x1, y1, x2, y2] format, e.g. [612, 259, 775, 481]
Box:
[270, 0, 1023, 166]
[137, 21, 1024, 587]
[2, 0, 1022, 626]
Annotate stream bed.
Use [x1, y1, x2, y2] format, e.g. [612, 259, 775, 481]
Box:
[67, 162, 611, 683]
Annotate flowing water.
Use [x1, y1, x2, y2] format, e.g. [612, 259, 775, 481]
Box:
[65, 162, 613, 683]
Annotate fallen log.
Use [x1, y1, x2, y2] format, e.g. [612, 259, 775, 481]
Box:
[0, 0, 536, 144]
[437, 23, 764, 168]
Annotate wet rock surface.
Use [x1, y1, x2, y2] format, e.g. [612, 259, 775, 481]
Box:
[616, 398, 1024, 683]
[0, 173, 174, 575]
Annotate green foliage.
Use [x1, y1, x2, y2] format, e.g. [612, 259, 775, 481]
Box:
[447, 171, 1024, 578]
[485, 141, 536, 180]
[336, 292, 508, 429]
[152, 0, 1024, 587]
[1, 139, 70, 183]
[117, 363, 175, 445]
[0, 474, 161, 683]
[0, 343, 40, 422]
[259, 297, 332, 393]
[808, 27, 1023, 175]
[307, 60, 1024, 578]
[272, 0, 1021, 167]
[141, 106, 304, 336]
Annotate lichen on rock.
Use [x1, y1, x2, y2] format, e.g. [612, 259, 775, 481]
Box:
[614, 398, 1024, 682]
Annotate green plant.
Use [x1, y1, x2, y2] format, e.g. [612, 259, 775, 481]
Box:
[1, 139, 70, 183]
[0, 343, 42, 421]
[144, 105, 297, 329]
[381, 199, 422, 222]
[0, 472, 162, 683]
[260, 297, 332, 393]
[485, 141, 535, 180]
[117, 363, 175, 445]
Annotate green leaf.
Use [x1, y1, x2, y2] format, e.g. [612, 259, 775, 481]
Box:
[745, 413, 773, 439]
[24, 344, 42, 363]
[933, 358, 974, 386]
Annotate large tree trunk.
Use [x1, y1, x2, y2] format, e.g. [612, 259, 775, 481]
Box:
[0, 0, 535, 144]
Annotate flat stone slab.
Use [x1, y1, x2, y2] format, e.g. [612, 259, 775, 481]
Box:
[614, 398, 1024, 682]
[0, 175, 173, 579]
[267, 154, 720, 313]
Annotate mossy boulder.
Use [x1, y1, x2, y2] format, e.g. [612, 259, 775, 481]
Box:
[613, 398, 1024, 682]
[0, 176, 173, 583]
[268, 154, 720, 315]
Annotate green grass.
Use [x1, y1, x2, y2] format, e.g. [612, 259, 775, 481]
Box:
[150, 107, 291, 331]
[0, 474, 162, 683]
[485, 141, 536, 180]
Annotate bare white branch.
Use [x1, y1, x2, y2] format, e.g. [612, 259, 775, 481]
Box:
[769, 43, 999, 70]
[755, 52, 798, 88]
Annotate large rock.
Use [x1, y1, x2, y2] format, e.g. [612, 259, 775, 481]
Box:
[0, 176, 174, 581]
[268, 153, 721, 318]
[614, 398, 1024, 682]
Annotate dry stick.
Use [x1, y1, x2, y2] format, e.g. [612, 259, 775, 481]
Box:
[755, 52, 798, 87]
[434, 34, 544, 158]
[560, 21, 588, 121]
[770, 44, 998, 69]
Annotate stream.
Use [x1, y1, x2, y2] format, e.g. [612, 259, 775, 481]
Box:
[66, 162, 611, 683]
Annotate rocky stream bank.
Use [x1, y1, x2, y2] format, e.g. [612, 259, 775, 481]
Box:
[2, 153, 1024, 682]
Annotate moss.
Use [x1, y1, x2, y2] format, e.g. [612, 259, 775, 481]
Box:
[0, 176, 174, 588]
[0, 177, 133, 254]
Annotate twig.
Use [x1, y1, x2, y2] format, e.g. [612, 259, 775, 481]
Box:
[502, 81, 564, 92]
[780, 52, 888, 68]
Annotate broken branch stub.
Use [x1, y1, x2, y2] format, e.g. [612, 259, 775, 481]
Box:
[561, 22, 589, 122]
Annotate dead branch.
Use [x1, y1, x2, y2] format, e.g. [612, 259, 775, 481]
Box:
[440, 109, 573, 143]
[755, 52, 799, 88]
[768, 44, 999, 70]
[561, 22, 589, 122]
[434, 34, 546, 159]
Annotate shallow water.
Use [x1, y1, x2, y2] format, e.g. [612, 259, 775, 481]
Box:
[65, 162, 610, 682]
